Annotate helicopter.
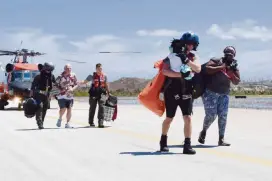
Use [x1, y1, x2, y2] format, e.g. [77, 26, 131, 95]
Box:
[0, 48, 45, 110]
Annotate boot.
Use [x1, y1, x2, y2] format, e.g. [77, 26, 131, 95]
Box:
[159, 135, 169, 152]
[218, 136, 231, 146]
[183, 138, 196, 155]
[98, 119, 104, 128]
[37, 120, 44, 129]
[89, 120, 95, 127]
[198, 130, 206, 144]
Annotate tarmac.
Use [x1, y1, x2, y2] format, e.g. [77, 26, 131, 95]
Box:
[0, 99, 272, 181]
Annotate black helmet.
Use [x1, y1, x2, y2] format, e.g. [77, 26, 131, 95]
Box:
[38, 63, 43, 71]
[23, 98, 39, 118]
[5, 63, 14, 73]
[43, 62, 55, 71]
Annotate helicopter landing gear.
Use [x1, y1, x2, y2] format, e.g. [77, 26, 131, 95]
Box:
[18, 102, 23, 110]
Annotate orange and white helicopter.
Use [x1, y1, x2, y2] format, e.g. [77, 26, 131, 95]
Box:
[0, 48, 45, 110]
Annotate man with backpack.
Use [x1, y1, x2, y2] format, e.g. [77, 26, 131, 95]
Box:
[30, 62, 55, 129]
[198, 46, 240, 146]
[81, 63, 110, 128]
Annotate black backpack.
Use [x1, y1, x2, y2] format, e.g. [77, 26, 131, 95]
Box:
[192, 62, 208, 99]
[23, 98, 39, 118]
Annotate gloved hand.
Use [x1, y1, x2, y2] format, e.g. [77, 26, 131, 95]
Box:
[229, 60, 238, 71]
[176, 53, 189, 64]
[180, 70, 191, 79]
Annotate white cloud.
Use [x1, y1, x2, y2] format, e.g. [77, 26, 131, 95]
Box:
[207, 19, 272, 41]
[0, 28, 168, 82]
[136, 29, 181, 37]
[0, 26, 271, 83]
[236, 49, 272, 80]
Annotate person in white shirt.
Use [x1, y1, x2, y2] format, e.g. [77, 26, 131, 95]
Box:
[159, 32, 201, 154]
[55, 64, 78, 128]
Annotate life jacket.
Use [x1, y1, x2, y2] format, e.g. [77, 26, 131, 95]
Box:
[92, 72, 106, 88]
[89, 72, 106, 97]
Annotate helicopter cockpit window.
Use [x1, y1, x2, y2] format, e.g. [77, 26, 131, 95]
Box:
[31, 71, 39, 78]
[23, 72, 31, 80]
[13, 72, 23, 81]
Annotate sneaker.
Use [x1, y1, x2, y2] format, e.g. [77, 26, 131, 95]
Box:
[65, 123, 73, 128]
[56, 119, 62, 127]
[198, 130, 206, 144]
[218, 136, 231, 146]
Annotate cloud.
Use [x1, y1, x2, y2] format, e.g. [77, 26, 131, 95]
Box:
[0, 28, 168, 82]
[0, 26, 271, 83]
[136, 29, 181, 37]
[206, 19, 272, 41]
[236, 49, 272, 80]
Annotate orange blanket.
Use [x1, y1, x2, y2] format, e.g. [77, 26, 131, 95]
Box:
[138, 60, 166, 117]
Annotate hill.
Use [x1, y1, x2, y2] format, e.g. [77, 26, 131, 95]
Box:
[74, 77, 272, 97]
[108, 77, 151, 92]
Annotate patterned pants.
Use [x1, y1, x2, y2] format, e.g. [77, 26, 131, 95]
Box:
[202, 89, 229, 137]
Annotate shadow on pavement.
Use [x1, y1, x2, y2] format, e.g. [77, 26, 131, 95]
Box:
[15, 125, 111, 131]
[120, 151, 182, 156]
[168, 144, 218, 148]
[120, 145, 218, 156]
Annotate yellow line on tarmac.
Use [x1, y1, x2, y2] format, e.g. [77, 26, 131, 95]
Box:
[46, 115, 272, 167]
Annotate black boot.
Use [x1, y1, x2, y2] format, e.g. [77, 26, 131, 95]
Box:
[218, 136, 230, 146]
[37, 121, 44, 129]
[198, 130, 206, 144]
[89, 120, 95, 127]
[98, 119, 104, 128]
[160, 135, 169, 152]
[183, 138, 196, 155]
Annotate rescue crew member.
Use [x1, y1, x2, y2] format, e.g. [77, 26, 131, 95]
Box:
[81, 63, 110, 128]
[198, 46, 240, 146]
[160, 32, 201, 154]
[30, 62, 55, 129]
[55, 64, 78, 128]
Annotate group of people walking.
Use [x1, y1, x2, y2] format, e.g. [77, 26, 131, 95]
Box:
[158, 32, 240, 154]
[29, 62, 109, 129]
[27, 31, 240, 155]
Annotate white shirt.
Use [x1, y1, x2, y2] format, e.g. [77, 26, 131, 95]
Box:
[167, 53, 183, 73]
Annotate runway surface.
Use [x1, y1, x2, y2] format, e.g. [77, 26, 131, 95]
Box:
[0, 99, 272, 181]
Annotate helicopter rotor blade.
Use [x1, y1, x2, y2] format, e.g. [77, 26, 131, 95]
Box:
[0, 50, 16, 54]
[98, 51, 141, 53]
[63, 59, 86, 63]
[0, 53, 12, 56]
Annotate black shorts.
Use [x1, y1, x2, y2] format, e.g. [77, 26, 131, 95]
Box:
[58, 99, 74, 109]
[164, 91, 193, 118]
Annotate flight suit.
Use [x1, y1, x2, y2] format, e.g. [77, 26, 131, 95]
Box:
[31, 71, 53, 129]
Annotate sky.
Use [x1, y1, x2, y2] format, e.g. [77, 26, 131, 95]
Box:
[0, 0, 271, 81]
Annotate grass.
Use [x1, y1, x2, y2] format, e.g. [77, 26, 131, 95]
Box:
[73, 90, 272, 97]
